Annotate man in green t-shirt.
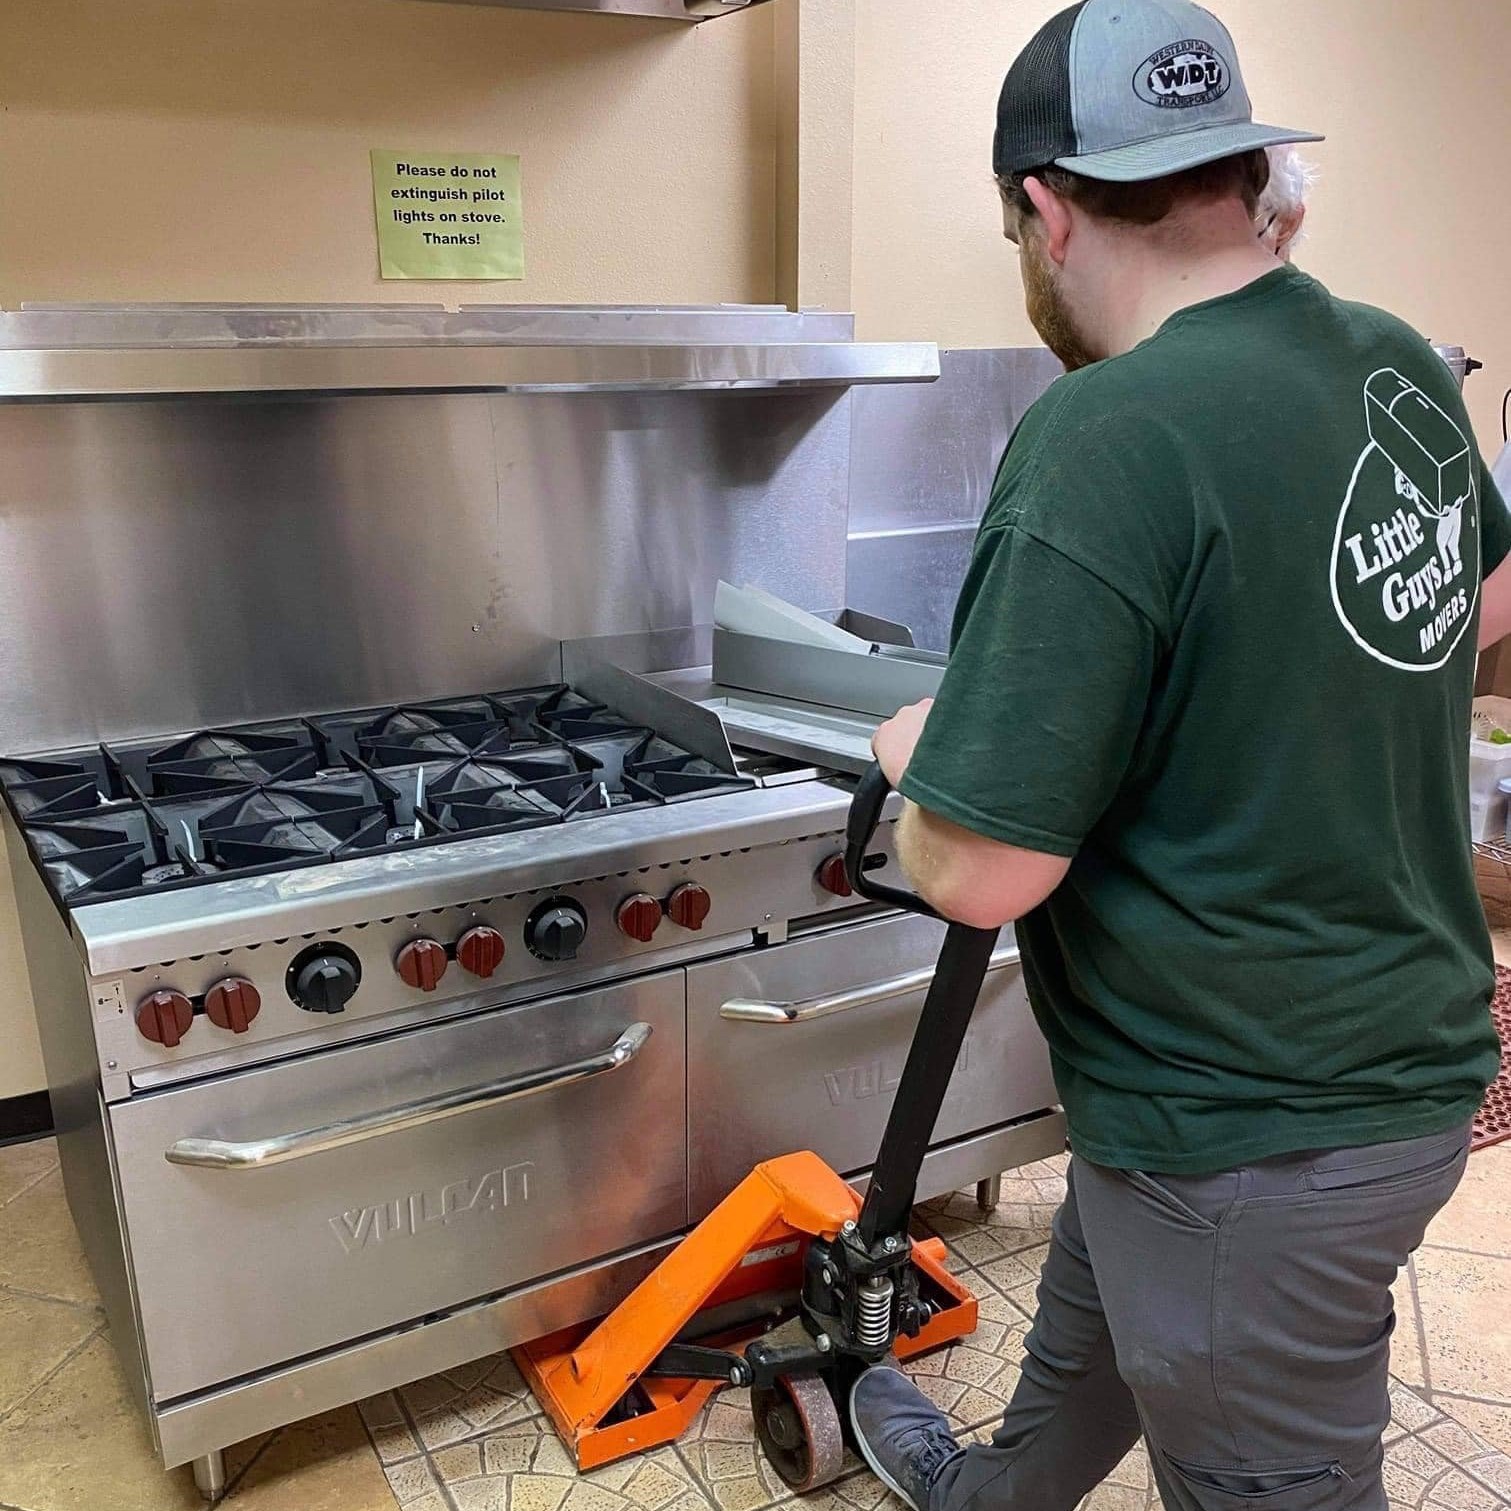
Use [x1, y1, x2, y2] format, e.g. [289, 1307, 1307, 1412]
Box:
[847, 3, 1511, 1511]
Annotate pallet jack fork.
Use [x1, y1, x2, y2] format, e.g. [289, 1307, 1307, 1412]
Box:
[515, 764, 1000, 1491]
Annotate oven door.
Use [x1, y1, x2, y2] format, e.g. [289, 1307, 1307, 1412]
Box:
[110, 971, 686, 1402]
[686, 913, 1056, 1219]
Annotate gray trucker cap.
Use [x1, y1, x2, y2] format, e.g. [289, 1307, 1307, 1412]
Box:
[993, 0, 1322, 183]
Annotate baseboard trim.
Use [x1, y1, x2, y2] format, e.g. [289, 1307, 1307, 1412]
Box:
[0, 1090, 53, 1145]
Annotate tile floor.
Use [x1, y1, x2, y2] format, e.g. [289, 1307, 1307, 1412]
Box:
[0, 1140, 1507, 1511]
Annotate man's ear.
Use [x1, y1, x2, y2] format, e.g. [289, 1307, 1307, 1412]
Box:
[1275, 204, 1305, 259]
[1023, 175, 1073, 265]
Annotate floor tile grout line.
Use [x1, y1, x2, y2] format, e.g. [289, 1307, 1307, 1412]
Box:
[0, 1160, 59, 1213]
[391, 1381, 465, 1511]
[0, 1320, 103, 1428]
[353, 1403, 419, 1509]
[0, 1279, 105, 1316]
[1458, 1452, 1511, 1502]
[1415, 1239, 1511, 1262]
[1406, 1255, 1436, 1402]
[217, 1426, 285, 1503]
[1433, 1387, 1511, 1408]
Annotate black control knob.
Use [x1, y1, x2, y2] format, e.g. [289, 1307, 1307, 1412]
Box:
[287, 943, 362, 1014]
[525, 898, 588, 962]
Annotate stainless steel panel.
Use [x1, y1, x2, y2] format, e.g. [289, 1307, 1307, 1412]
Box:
[847, 525, 978, 654]
[1, 304, 856, 349]
[847, 348, 1062, 536]
[163, 1022, 653, 1168]
[570, 659, 737, 772]
[0, 342, 938, 404]
[686, 913, 1057, 1219]
[0, 383, 850, 753]
[74, 779, 864, 975]
[713, 628, 943, 715]
[847, 347, 1063, 651]
[703, 693, 879, 775]
[109, 972, 686, 1400]
[5, 813, 149, 1415]
[720, 943, 1017, 1021]
[97, 821, 892, 1094]
[154, 1235, 676, 1467]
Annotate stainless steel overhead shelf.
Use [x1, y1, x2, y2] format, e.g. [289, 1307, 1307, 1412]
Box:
[408, 0, 772, 19]
[0, 305, 940, 402]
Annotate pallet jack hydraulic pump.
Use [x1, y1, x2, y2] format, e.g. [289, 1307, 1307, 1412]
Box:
[516, 762, 1002, 1491]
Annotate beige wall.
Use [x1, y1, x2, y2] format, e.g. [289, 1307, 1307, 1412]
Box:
[0, 0, 776, 309]
[852, 0, 1511, 448]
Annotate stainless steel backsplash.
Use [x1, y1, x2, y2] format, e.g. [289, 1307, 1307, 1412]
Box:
[847, 348, 1062, 651]
[0, 387, 850, 752]
[0, 341, 1056, 752]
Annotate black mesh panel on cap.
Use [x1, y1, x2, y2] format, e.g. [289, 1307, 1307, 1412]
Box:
[993, 0, 1088, 178]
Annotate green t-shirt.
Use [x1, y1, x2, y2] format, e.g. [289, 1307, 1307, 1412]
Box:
[900, 265, 1510, 1175]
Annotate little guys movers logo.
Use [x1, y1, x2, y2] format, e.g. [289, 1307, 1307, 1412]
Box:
[1330, 368, 1479, 671]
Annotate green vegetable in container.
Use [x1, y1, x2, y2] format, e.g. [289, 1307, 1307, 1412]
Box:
[1490, 729, 1511, 745]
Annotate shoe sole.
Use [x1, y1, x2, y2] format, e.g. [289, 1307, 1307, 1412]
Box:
[848, 1368, 925, 1511]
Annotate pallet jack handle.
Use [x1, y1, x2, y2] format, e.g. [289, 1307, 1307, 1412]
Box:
[843, 762, 1002, 1249]
[843, 762, 943, 917]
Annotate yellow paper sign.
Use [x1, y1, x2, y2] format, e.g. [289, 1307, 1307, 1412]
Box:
[371, 150, 524, 280]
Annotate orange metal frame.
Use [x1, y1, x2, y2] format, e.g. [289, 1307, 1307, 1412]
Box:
[514, 1150, 978, 1471]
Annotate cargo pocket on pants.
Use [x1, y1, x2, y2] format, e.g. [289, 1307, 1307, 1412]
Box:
[1162, 1453, 1350, 1510]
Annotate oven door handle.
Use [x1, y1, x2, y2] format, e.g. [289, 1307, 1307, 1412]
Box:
[719, 946, 1019, 1024]
[163, 1021, 654, 1170]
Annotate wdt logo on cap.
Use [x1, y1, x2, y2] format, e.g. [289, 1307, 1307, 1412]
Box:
[1134, 39, 1232, 109]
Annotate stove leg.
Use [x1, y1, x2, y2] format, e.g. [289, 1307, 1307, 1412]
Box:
[192, 1450, 227, 1501]
[975, 1174, 1002, 1214]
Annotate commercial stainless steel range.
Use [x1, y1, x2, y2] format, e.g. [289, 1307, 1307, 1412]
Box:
[0, 305, 1064, 1499]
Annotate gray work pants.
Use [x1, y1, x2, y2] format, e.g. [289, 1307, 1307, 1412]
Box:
[931, 1126, 1470, 1511]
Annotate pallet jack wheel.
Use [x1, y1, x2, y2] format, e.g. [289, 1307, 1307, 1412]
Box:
[752, 1372, 845, 1492]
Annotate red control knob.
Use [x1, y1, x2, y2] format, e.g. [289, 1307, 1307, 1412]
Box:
[396, 938, 449, 992]
[456, 925, 506, 979]
[616, 893, 663, 944]
[204, 977, 261, 1034]
[817, 853, 853, 898]
[666, 882, 712, 932]
[136, 990, 194, 1047]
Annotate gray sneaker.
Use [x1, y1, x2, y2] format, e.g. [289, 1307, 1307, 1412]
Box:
[849, 1366, 966, 1511]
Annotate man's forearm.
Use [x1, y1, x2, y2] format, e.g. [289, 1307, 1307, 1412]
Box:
[893, 799, 1071, 929]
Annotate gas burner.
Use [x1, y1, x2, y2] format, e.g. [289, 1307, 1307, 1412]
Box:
[0, 680, 759, 902]
[530, 689, 643, 742]
[416, 759, 556, 835]
[0, 751, 112, 819]
[626, 756, 752, 803]
[24, 806, 182, 904]
[200, 807, 395, 872]
[146, 747, 322, 796]
[432, 788, 560, 835]
[315, 695, 553, 770]
[526, 771, 659, 821]
[581, 732, 754, 804]
[103, 721, 320, 798]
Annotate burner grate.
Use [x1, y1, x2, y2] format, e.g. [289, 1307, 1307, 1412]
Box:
[0, 682, 759, 902]
[23, 806, 188, 904]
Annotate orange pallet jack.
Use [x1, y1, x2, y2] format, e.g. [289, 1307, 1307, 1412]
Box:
[516, 764, 1001, 1492]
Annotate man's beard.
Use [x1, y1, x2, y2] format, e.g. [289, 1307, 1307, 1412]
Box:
[1021, 238, 1099, 372]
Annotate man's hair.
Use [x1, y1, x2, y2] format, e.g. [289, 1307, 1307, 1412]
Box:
[999, 148, 1271, 228]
